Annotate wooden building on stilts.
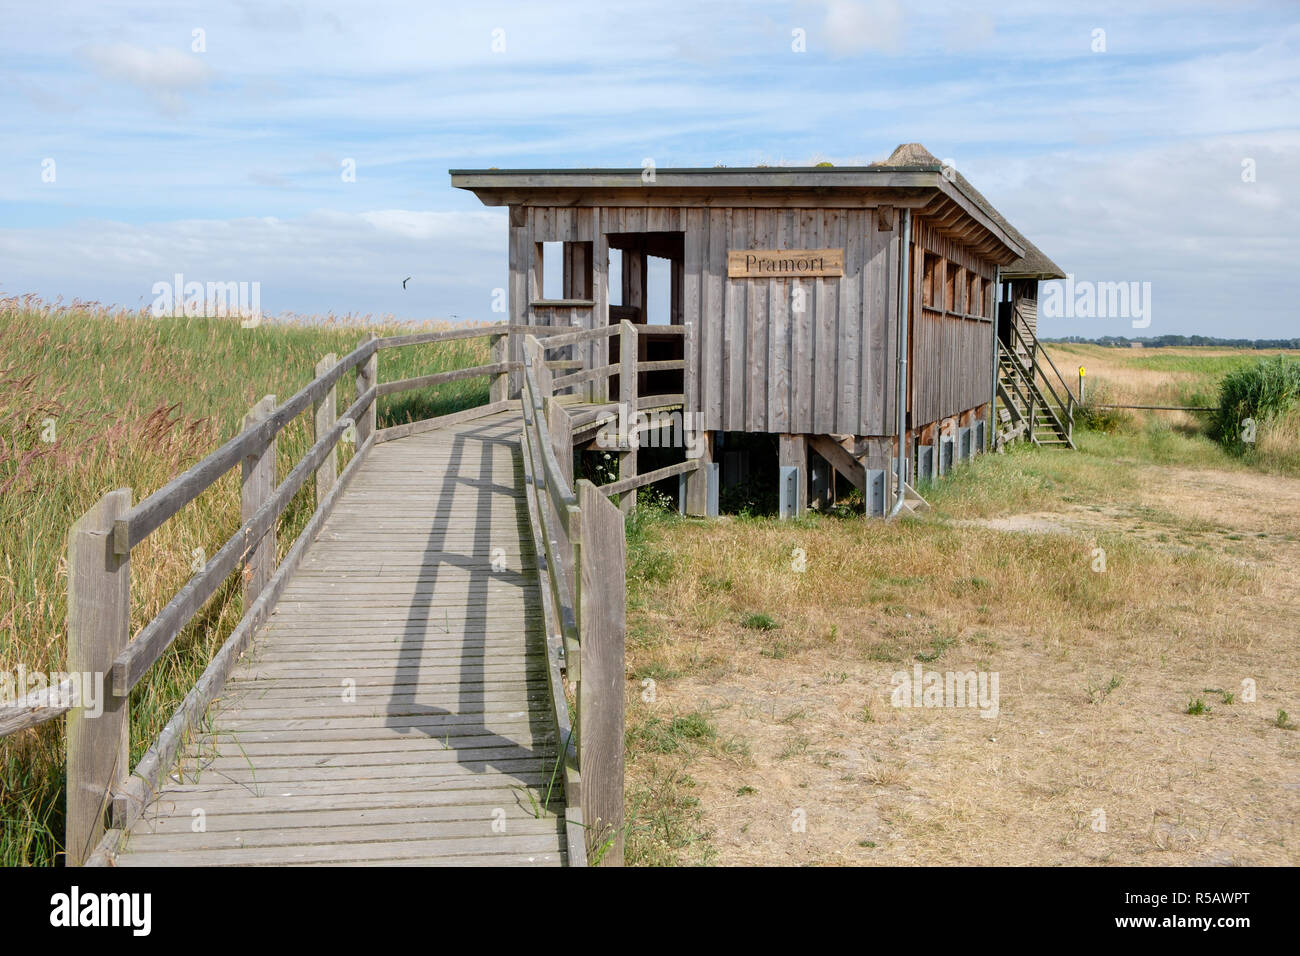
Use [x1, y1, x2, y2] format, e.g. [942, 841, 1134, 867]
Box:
[453, 143, 1076, 518]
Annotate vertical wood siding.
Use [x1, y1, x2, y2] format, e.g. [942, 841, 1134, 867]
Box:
[510, 204, 994, 437]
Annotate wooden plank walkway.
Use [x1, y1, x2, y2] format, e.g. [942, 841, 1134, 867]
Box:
[113, 408, 569, 866]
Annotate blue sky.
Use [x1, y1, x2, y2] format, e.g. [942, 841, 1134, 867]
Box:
[1, 0, 1297, 337]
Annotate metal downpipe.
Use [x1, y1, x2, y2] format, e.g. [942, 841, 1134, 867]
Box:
[888, 209, 912, 518]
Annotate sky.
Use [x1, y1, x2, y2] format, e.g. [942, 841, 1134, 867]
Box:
[0, 0, 1297, 339]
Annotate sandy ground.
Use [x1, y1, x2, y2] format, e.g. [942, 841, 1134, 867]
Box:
[646, 463, 1300, 865]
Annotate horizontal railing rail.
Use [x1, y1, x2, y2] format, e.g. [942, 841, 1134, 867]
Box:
[998, 336, 1073, 447]
[35, 312, 675, 866]
[520, 333, 627, 866]
[111, 338, 376, 555]
[38, 318, 544, 866]
[1008, 321, 1076, 429]
[109, 384, 375, 696]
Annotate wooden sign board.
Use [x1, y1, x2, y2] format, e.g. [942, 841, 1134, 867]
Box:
[728, 248, 844, 279]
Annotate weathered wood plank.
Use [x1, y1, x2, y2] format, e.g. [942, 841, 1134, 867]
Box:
[0, 678, 79, 737]
[112, 339, 376, 554]
[241, 394, 277, 608]
[577, 480, 625, 866]
[110, 389, 373, 695]
[66, 488, 131, 867]
[106, 432, 376, 838]
[598, 458, 701, 496]
[106, 405, 579, 868]
[313, 355, 338, 510]
[372, 399, 517, 444]
[376, 361, 517, 397]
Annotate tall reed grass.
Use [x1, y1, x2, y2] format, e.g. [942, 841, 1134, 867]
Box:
[1213, 354, 1300, 452]
[0, 297, 492, 865]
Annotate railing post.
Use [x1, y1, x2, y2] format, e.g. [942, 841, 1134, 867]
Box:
[618, 321, 638, 514]
[241, 394, 277, 607]
[490, 332, 509, 404]
[577, 479, 625, 866]
[529, 337, 553, 401]
[356, 334, 378, 447]
[314, 354, 338, 510]
[546, 397, 574, 487]
[66, 487, 131, 866]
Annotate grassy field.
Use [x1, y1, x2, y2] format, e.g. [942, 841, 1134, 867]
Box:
[0, 298, 491, 865]
[623, 345, 1300, 866]
[5, 311, 1296, 868]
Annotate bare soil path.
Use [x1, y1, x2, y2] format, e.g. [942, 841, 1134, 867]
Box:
[651, 463, 1299, 866]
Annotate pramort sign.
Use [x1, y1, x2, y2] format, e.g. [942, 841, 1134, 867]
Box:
[727, 248, 844, 278]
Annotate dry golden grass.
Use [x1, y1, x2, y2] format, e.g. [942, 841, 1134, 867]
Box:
[0, 298, 489, 865]
[624, 429, 1300, 865]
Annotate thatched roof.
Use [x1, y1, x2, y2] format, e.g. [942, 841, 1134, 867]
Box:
[873, 143, 1065, 279]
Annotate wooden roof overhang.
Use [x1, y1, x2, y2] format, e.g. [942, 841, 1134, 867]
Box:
[451, 167, 1027, 267]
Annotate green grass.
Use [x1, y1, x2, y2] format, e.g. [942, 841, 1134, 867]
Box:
[1050, 342, 1274, 377]
[1213, 354, 1300, 449]
[630, 712, 718, 754]
[918, 416, 1249, 521]
[0, 299, 492, 865]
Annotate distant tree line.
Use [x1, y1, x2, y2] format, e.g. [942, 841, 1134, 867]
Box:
[1044, 334, 1300, 349]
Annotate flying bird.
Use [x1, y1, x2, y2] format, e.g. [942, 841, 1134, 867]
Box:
[402, 276, 411, 289]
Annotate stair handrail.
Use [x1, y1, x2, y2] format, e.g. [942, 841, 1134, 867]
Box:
[997, 339, 1073, 447]
[1008, 320, 1075, 417]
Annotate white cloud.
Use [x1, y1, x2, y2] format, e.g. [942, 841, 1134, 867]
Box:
[84, 42, 211, 113]
[0, 209, 508, 321]
[821, 0, 905, 55]
[0, 0, 1296, 336]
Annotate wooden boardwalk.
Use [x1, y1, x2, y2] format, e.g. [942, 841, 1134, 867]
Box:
[114, 408, 569, 866]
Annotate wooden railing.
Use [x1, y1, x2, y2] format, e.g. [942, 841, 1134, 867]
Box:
[999, 321, 1076, 446]
[15, 321, 567, 865]
[534, 320, 695, 513]
[1012, 321, 1076, 425]
[518, 333, 628, 866]
[14, 313, 697, 867]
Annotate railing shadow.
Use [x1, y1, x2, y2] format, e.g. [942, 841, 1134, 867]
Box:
[383, 412, 559, 794]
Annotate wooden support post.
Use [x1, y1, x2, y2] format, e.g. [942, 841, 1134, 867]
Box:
[778, 434, 807, 519]
[623, 245, 645, 317]
[526, 336, 553, 401]
[489, 333, 509, 403]
[546, 397, 574, 488]
[684, 430, 713, 516]
[313, 354, 338, 511]
[808, 454, 831, 511]
[619, 321, 638, 514]
[577, 479, 626, 866]
[66, 487, 132, 866]
[355, 334, 378, 448]
[241, 394, 277, 608]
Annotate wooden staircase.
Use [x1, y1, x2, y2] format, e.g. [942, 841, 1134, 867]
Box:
[995, 325, 1076, 451]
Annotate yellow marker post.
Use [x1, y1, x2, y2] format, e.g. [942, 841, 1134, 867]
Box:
[1078, 366, 1086, 403]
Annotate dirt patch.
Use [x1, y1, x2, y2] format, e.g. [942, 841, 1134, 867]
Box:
[633, 463, 1300, 865]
